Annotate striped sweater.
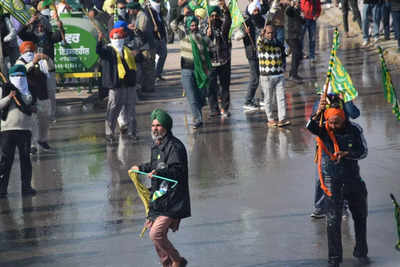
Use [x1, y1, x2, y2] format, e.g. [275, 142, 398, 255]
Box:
[180, 33, 210, 70]
[257, 37, 286, 76]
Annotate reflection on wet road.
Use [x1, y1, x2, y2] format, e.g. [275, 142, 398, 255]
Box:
[0, 24, 399, 267]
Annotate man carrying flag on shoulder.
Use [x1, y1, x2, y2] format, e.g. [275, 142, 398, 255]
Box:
[306, 96, 370, 267]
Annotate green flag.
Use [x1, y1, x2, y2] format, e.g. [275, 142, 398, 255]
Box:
[378, 47, 400, 120]
[228, 0, 244, 38]
[329, 54, 358, 102]
[0, 0, 32, 25]
[390, 194, 400, 251]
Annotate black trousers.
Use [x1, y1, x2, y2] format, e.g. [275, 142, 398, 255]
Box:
[208, 62, 231, 112]
[245, 58, 260, 104]
[324, 176, 368, 263]
[0, 130, 33, 193]
[342, 0, 362, 32]
[286, 38, 302, 77]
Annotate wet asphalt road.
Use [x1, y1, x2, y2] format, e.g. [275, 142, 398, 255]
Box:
[0, 23, 400, 267]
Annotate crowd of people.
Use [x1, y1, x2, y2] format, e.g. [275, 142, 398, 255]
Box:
[0, 0, 397, 266]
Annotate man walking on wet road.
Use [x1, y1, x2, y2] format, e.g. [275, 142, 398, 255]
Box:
[131, 108, 190, 267]
[306, 99, 369, 267]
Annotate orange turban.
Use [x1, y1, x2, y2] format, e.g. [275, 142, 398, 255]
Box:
[324, 108, 345, 120]
[109, 28, 126, 39]
[19, 41, 36, 54]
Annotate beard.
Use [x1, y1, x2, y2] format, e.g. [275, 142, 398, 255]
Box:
[211, 19, 222, 29]
[151, 130, 166, 142]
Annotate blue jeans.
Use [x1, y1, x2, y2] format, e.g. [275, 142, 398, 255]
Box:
[393, 11, 400, 48]
[362, 3, 377, 41]
[301, 19, 316, 59]
[181, 69, 203, 123]
[374, 2, 391, 39]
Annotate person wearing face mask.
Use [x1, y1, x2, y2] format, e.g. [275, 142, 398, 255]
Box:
[18, 9, 64, 123]
[0, 64, 37, 198]
[96, 28, 138, 144]
[130, 108, 190, 267]
[238, 0, 268, 111]
[146, 0, 168, 81]
[107, 0, 128, 33]
[205, 4, 232, 118]
[16, 41, 53, 154]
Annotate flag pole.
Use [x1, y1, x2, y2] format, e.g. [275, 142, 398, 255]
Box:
[313, 28, 339, 124]
[130, 169, 178, 188]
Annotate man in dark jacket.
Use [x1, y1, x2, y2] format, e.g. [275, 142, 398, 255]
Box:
[206, 4, 232, 117]
[306, 101, 369, 267]
[285, 0, 304, 81]
[131, 108, 190, 267]
[96, 28, 137, 143]
[241, 0, 268, 110]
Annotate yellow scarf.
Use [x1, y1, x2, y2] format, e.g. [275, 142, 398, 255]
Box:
[112, 46, 136, 79]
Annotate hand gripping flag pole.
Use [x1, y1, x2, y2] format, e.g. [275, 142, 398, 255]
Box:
[128, 169, 178, 237]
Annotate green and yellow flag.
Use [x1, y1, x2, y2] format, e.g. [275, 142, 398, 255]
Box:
[329, 54, 358, 102]
[228, 0, 244, 38]
[0, 0, 32, 25]
[378, 47, 400, 120]
[390, 194, 400, 251]
[324, 29, 357, 102]
[128, 170, 151, 237]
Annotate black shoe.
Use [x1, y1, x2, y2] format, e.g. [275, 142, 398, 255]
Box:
[209, 111, 221, 118]
[192, 122, 203, 129]
[38, 141, 53, 152]
[22, 188, 37, 196]
[354, 256, 371, 264]
[0, 192, 7, 199]
[120, 126, 128, 135]
[105, 135, 116, 144]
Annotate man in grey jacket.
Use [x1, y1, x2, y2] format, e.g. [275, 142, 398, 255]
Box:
[0, 64, 37, 198]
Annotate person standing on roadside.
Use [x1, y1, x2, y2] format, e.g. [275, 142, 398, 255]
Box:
[285, 0, 305, 81]
[258, 24, 290, 128]
[205, 3, 232, 118]
[300, 0, 321, 62]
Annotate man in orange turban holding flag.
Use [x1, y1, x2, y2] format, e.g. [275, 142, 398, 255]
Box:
[306, 97, 369, 267]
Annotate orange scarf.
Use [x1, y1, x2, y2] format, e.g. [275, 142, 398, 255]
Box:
[315, 122, 340, 197]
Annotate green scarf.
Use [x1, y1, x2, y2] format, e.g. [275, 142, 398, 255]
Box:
[189, 33, 211, 89]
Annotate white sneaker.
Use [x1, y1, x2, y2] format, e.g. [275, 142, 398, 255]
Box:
[373, 37, 379, 43]
[361, 40, 369, 47]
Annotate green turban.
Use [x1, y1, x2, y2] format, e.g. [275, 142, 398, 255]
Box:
[207, 5, 221, 16]
[151, 109, 173, 131]
[186, 15, 199, 31]
[127, 2, 141, 10]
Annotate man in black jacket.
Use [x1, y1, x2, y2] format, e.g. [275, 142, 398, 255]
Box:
[131, 108, 190, 267]
[96, 28, 137, 143]
[240, 0, 268, 111]
[285, 0, 304, 81]
[206, 4, 232, 117]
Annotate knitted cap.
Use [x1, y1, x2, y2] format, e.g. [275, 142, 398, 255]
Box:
[151, 109, 173, 131]
[207, 5, 221, 16]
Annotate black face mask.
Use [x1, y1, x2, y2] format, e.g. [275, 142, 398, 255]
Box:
[252, 14, 264, 28]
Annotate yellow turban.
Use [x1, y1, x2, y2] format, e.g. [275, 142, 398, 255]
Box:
[194, 8, 206, 19]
